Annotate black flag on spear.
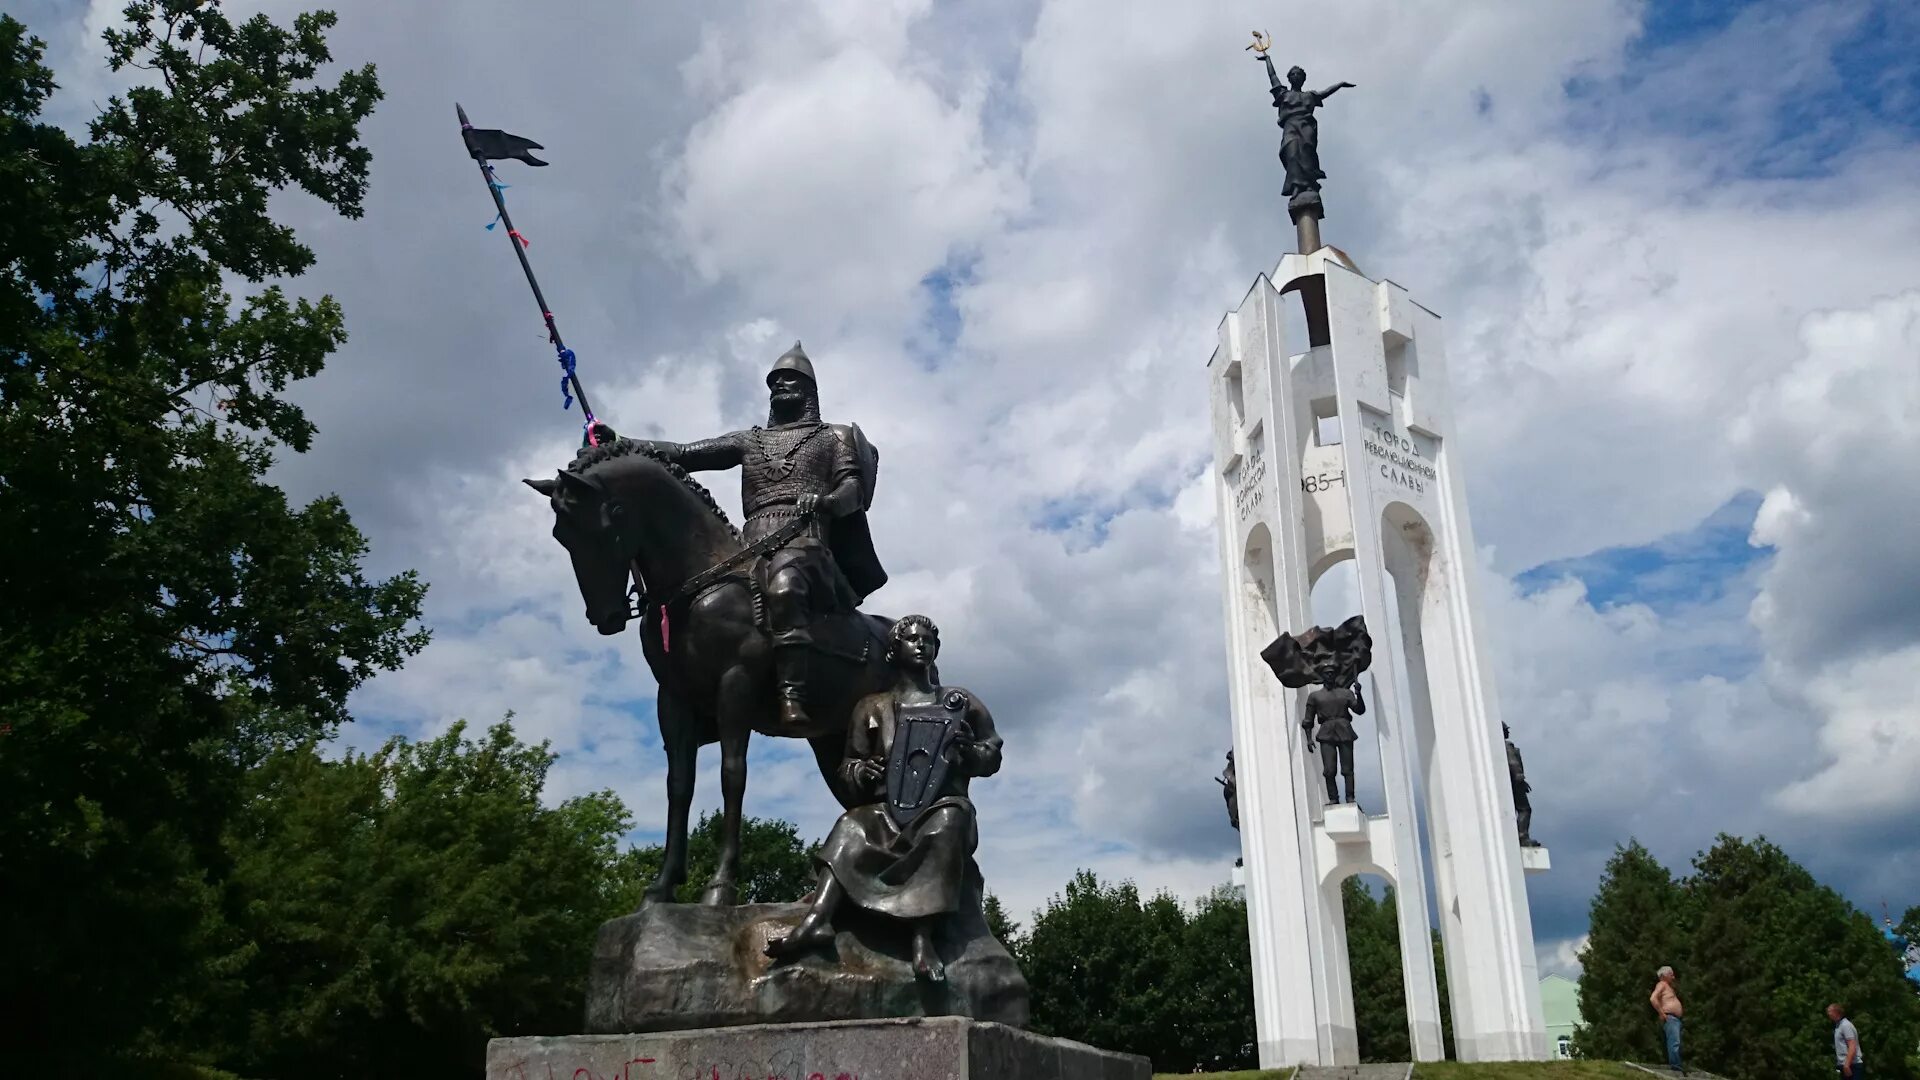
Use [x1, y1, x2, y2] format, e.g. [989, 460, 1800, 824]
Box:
[456, 103, 602, 444]
[460, 121, 549, 166]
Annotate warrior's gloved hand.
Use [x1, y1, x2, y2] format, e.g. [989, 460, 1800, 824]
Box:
[850, 759, 883, 787]
[589, 422, 619, 445]
[795, 493, 821, 516]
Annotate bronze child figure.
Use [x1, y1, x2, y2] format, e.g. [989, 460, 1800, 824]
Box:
[766, 615, 1002, 981]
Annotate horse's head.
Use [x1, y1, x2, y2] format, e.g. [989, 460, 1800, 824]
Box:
[524, 466, 636, 636]
[526, 443, 742, 637]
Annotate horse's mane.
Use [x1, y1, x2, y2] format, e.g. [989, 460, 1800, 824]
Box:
[569, 438, 741, 541]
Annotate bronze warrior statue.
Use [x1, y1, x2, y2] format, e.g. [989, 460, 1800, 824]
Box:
[766, 615, 1002, 982]
[597, 341, 884, 728]
[1218, 749, 1240, 831]
[1505, 723, 1540, 847]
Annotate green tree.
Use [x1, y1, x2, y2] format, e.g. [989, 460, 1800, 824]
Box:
[1172, 885, 1257, 1071]
[622, 811, 819, 905]
[1574, 841, 1687, 1063]
[1681, 836, 1920, 1080]
[1019, 870, 1189, 1065]
[0, 2, 419, 1066]
[983, 891, 1021, 945]
[212, 721, 630, 1079]
[1344, 878, 1412, 1062]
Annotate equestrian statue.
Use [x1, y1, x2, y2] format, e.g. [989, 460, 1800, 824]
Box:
[526, 341, 900, 906]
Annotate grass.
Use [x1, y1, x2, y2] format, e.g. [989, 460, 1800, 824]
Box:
[1155, 1064, 1660, 1080]
[1415, 1063, 1659, 1079]
[1153, 1071, 1295, 1080]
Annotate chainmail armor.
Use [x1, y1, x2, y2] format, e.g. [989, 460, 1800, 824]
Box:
[742, 424, 843, 519]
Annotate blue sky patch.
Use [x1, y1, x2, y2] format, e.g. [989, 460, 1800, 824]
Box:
[1515, 489, 1770, 614]
[911, 255, 977, 367]
[1562, 0, 1920, 179]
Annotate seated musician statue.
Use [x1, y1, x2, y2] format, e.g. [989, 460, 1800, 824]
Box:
[766, 614, 1001, 982]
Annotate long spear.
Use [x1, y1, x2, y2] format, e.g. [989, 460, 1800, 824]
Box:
[455, 103, 600, 445]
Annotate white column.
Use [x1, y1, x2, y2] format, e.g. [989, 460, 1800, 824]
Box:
[1209, 250, 1549, 1066]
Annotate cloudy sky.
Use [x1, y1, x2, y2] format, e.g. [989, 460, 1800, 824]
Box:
[24, 0, 1920, 981]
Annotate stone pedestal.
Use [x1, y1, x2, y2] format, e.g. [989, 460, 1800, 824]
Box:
[588, 901, 1028, 1034]
[487, 1017, 1149, 1080]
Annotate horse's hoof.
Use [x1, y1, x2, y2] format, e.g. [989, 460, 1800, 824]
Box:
[700, 882, 738, 906]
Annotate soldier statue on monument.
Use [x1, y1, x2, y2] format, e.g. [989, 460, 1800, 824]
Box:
[595, 341, 885, 727]
[1303, 665, 1366, 806]
[1260, 614, 1373, 807]
[1505, 723, 1541, 847]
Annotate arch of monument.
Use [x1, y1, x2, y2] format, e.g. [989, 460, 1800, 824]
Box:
[1208, 247, 1552, 1067]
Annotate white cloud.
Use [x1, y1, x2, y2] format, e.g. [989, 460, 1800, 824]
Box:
[25, 0, 1920, 939]
[1538, 934, 1590, 980]
[665, 2, 1021, 331]
[1773, 645, 1920, 819]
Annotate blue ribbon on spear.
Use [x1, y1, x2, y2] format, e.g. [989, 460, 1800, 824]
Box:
[456, 103, 604, 445]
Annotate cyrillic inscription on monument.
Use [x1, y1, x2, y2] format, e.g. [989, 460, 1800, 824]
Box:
[1231, 438, 1268, 521]
[1362, 423, 1436, 495]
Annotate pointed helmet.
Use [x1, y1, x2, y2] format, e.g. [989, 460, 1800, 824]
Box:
[766, 340, 817, 387]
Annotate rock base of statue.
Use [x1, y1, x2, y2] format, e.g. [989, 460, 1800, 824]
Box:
[587, 897, 1029, 1034]
[488, 1017, 1149, 1080]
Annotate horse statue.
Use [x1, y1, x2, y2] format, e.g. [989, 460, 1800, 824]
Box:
[525, 439, 901, 906]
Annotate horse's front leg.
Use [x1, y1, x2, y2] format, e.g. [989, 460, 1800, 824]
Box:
[642, 690, 698, 907]
[701, 663, 755, 905]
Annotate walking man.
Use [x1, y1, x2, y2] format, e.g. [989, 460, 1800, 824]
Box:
[1829, 1004, 1865, 1079]
[1650, 965, 1684, 1073]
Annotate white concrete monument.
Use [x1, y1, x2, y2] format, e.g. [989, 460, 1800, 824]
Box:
[1207, 247, 1551, 1066]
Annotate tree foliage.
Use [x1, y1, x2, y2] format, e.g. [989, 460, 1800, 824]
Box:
[0, 1, 420, 1064]
[622, 811, 819, 906]
[1574, 841, 1688, 1063]
[1174, 885, 1259, 1069]
[1018, 871, 1188, 1060]
[1576, 837, 1920, 1080]
[1681, 836, 1920, 1080]
[212, 721, 632, 1079]
[1345, 878, 1411, 1062]
[1340, 879, 1455, 1062]
[983, 891, 1020, 944]
[1014, 871, 1255, 1072]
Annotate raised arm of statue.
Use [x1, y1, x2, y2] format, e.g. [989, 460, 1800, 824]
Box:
[1318, 81, 1356, 99]
[1350, 681, 1366, 714]
[1261, 53, 1282, 91]
[645, 432, 746, 473]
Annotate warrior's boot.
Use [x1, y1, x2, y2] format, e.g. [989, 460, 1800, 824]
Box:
[774, 644, 812, 728]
